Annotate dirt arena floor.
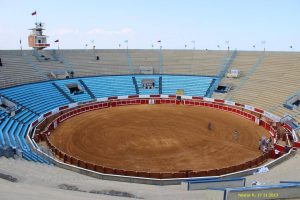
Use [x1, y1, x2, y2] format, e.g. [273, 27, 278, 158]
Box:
[50, 104, 270, 172]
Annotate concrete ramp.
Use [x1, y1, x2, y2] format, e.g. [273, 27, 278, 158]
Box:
[182, 177, 245, 190]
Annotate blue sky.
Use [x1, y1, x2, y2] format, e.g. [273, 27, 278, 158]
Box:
[0, 0, 299, 51]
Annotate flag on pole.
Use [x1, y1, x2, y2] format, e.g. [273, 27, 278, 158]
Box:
[32, 11, 37, 16]
[54, 39, 59, 43]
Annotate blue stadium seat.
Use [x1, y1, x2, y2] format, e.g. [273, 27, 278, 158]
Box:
[8, 121, 18, 148]
[0, 118, 10, 147]
[1, 82, 70, 114]
[162, 75, 213, 96]
[2, 118, 14, 146]
[14, 123, 24, 149]
[82, 76, 136, 98]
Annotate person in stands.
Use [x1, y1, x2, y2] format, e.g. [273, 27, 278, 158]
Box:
[258, 139, 262, 150]
[262, 145, 268, 153]
[284, 145, 290, 153]
[275, 149, 281, 158]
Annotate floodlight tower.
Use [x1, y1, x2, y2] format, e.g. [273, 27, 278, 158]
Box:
[28, 22, 50, 50]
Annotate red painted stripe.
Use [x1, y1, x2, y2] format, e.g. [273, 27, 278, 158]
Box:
[150, 94, 160, 98]
[274, 143, 285, 152]
[254, 108, 264, 113]
[192, 96, 203, 100]
[293, 142, 300, 148]
[235, 103, 244, 107]
[59, 105, 68, 110]
[128, 95, 139, 98]
[108, 96, 118, 100]
[283, 124, 293, 132]
[43, 112, 52, 117]
[32, 120, 38, 127]
[215, 99, 225, 103]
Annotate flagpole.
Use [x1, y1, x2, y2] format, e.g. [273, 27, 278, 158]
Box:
[20, 38, 22, 52]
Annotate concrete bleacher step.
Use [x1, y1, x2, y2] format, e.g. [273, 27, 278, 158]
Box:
[226, 53, 265, 101]
[212, 92, 227, 100]
[21, 53, 49, 80]
[224, 52, 300, 118]
[0, 52, 48, 89]
[49, 50, 59, 61]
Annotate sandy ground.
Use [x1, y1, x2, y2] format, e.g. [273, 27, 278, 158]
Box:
[50, 104, 268, 172]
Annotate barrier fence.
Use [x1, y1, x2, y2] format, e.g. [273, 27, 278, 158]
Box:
[31, 95, 287, 179]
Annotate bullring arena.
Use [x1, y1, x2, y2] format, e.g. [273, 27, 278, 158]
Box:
[50, 104, 266, 173]
[1, 51, 300, 199]
[1, 2, 300, 199]
[1, 56, 300, 199]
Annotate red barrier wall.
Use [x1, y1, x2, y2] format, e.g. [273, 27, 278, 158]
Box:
[40, 96, 298, 179]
